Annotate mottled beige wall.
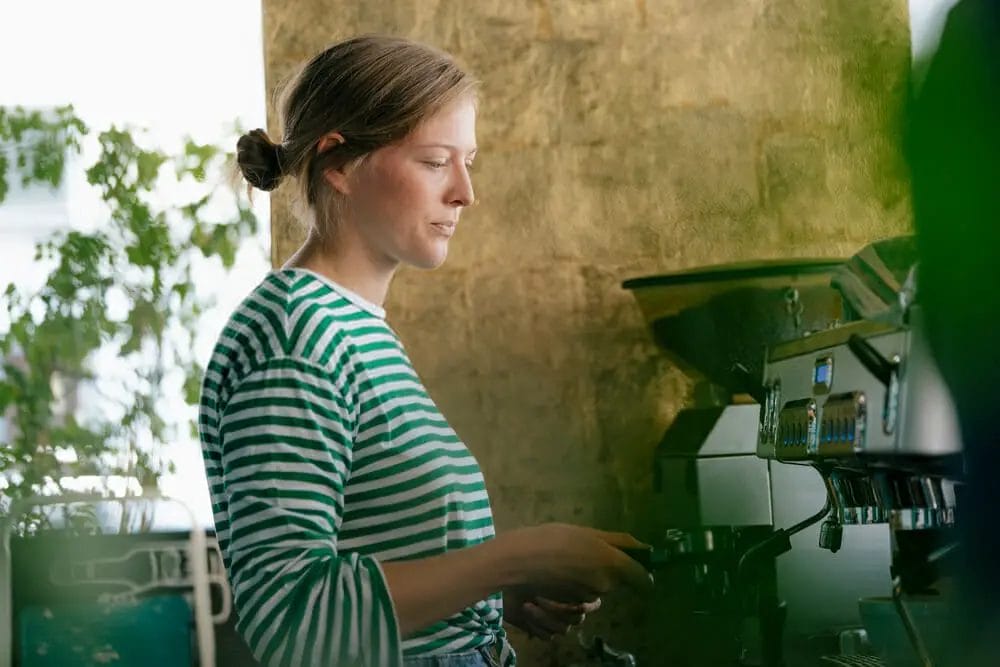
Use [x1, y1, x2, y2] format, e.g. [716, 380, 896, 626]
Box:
[262, 1, 911, 662]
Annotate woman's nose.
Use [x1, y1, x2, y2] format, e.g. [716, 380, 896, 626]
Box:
[449, 164, 474, 207]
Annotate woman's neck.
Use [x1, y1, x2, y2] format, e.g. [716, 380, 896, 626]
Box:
[283, 229, 395, 307]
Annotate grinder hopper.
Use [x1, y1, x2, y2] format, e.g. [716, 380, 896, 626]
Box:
[623, 259, 846, 400]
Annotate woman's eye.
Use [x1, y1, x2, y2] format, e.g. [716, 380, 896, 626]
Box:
[425, 161, 447, 169]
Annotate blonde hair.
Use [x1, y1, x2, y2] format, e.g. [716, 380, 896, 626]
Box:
[236, 35, 479, 237]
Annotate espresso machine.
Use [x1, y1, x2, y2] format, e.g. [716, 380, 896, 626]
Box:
[621, 236, 961, 666]
[757, 282, 963, 665]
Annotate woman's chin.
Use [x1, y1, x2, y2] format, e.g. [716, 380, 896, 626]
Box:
[409, 246, 449, 270]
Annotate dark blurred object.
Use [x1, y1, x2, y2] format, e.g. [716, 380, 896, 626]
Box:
[906, 0, 1000, 664]
[9, 530, 258, 667]
[18, 595, 192, 667]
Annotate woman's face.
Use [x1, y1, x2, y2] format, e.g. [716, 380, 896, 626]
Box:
[344, 96, 477, 271]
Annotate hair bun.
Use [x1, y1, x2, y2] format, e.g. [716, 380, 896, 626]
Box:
[236, 129, 285, 192]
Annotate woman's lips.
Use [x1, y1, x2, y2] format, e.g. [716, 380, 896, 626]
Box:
[431, 222, 456, 237]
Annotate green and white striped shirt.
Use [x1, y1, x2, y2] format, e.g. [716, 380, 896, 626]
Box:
[199, 268, 513, 666]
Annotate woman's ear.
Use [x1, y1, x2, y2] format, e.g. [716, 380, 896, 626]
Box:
[317, 131, 351, 195]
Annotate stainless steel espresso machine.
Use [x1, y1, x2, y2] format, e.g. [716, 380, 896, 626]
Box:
[621, 237, 963, 667]
[757, 296, 963, 666]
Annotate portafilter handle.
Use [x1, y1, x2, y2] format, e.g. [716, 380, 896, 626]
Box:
[619, 546, 658, 572]
[619, 544, 705, 572]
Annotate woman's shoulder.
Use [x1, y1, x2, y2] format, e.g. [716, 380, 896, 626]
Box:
[220, 269, 395, 372]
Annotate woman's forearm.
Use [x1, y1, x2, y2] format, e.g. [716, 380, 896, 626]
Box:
[380, 534, 526, 637]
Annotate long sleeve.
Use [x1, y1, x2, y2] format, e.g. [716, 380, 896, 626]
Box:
[218, 357, 402, 667]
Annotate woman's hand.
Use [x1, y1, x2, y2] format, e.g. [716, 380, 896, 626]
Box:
[498, 523, 653, 597]
[504, 587, 602, 639]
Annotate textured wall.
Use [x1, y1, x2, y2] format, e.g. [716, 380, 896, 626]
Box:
[261, 1, 912, 663]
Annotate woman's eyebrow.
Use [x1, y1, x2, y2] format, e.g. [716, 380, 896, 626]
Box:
[413, 143, 477, 155]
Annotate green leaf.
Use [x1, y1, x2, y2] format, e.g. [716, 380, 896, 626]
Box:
[183, 363, 204, 405]
[0, 152, 9, 204]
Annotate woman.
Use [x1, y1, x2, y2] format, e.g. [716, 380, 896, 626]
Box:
[199, 35, 651, 667]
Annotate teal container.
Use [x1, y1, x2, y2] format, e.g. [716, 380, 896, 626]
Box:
[19, 595, 192, 667]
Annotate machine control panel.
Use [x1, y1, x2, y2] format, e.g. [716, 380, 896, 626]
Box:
[776, 398, 817, 460]
[818, 391, 866, 457]
[758, 322, 903, 460]
[774, 391, 866, 461]
[759, 315, 963, 464]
